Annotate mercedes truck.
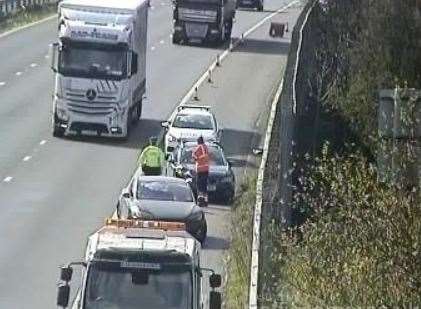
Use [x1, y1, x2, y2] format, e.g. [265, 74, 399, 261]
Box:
[172, 0, 237, 45]
[56, 219, 222, 309]
[50, 0, 148, 139]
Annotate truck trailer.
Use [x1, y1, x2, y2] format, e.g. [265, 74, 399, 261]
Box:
[172, 0, 237, 45]
[50, 0, 148, 139]
[56, 219, 222, 309]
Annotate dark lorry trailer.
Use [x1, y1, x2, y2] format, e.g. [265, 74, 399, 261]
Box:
[172, 0, 237, 44]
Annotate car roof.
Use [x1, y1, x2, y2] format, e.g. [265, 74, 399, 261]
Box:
[137, 175, 188, 184]
[181, 141, 221, 149]
[176, 107, 214, 116]
[60, 0, 146, 11]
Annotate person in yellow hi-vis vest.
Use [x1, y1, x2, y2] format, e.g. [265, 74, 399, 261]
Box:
[137, 137, 165, 176]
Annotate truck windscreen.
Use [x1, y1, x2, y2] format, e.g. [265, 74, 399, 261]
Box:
[84, 260, 193, 309]
[59, 43, 127, 80]
[177, 0, 222, 4]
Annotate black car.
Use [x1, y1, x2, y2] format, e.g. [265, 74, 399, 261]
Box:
[170, 141, 235, 204]
[117, 175, 207, 243]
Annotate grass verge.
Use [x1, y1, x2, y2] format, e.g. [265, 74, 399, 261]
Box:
[224, 175, 256, 309]
[0, 4, 57, 35]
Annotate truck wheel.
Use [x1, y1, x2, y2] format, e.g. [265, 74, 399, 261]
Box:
[131, 101, 142, 125]
[225, 20, 233, 40]
[52, 113, 65, 138]
[52, 124, 65, 138]
[172, 35, 180, 44]
[137, 100, 143, 119]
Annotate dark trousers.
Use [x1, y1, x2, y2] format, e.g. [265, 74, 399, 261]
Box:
[197, 171, 209, 194]
[142, 166, 162, 176]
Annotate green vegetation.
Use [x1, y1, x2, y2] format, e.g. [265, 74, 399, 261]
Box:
[0, 3, 57, 35]
[224, 176, 256, 309]
[261, 1, 421, 307]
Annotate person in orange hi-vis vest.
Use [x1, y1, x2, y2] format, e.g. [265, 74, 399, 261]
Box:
[193, 136, 209, 206]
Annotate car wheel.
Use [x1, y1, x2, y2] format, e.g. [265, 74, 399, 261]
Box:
[224, 189, 235, 205]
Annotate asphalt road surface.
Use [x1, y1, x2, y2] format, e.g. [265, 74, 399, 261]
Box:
[0, 1, 301, 307]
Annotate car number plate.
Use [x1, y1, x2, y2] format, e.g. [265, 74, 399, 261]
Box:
[207, 184, 217, 191]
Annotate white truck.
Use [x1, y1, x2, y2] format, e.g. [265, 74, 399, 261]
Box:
[50, 0, 148, 139]
[56, 219, 223, 309]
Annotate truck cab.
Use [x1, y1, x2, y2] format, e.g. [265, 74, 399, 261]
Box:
[51, 0, 148, 139]
[172, 0, 237, 45]
[56, 219, 222, 309]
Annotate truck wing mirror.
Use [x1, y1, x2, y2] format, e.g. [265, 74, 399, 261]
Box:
[161, 121, 170, 128]
[209, 273, 222, 288]
[209, 291, 222, 309]
[57, 283, 70, 308]
[50, 42, 60, 73]
[60, 266, 73, 282]
[131, 52, 138, 75]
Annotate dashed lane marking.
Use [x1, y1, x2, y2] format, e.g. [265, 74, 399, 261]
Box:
[30, 63, 38, 68]
[3, 177, 13, 183]
[16, 72, 22, 76]
[39, 140, 47, 145]
[151, 46, 156, 51]
[23, 156, 32, 162]
[0, 82, 5, 87]
[160, 40, 165, 44]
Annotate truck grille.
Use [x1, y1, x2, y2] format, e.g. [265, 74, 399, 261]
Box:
[185, 23, 209, 38]
[65, 90, 118, 116]
[178, 8, 217, 23]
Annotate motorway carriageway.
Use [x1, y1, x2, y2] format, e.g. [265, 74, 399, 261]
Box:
[0, 0, 301, 307]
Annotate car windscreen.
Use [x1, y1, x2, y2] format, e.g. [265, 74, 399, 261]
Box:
[172, 113, 213, 130]
[84, 261, 192, 309]
[180, 146, 225, 166]
[59, 43, 127, 80]
[137, 181, 194, 202]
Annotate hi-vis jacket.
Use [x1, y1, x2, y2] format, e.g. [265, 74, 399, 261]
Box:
[193, 144, 209, 173]
[138, 145, 164, 168]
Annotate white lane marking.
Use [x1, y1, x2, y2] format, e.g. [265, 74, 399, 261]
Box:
[30, 63, 38, 68]
[3, 176, 13, 183]
[23, 156, 32, 162]
[39, 140, 47, 145]
[45, 54, 50, 59]
[159, 40, 165, 44]
[0, 82, 5, 87]
[169, 34, 173, 38]
[16, 72, 22, 76]
[151, 5, 155, 9]
[0, 15, 56, 39]
[161, 2, 165, 5]
[151, 46, 156, 51]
